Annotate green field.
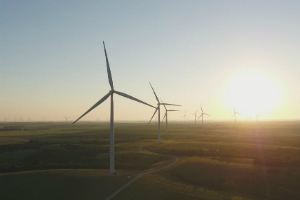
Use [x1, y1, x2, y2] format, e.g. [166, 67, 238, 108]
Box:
[1, 121, 300, 200]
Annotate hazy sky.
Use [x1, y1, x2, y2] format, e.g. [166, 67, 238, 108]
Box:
[1, 0, 300, 122]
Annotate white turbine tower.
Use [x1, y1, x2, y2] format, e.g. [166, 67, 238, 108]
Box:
[197, 106, 210, 128]
[182, 111, 189, 123]
[192, 110, 198, 124]
[232, 107, 240, 125]
[161, 99, 180, 134]
[73, 41, 154, 175]
[256, 114, 259, 123]
[148, 83, 180, 144]
[64, 116, 70, 122]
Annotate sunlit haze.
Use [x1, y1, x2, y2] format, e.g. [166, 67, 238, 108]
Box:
[1, 0, 300, 121]
[226, 70, 283, 118]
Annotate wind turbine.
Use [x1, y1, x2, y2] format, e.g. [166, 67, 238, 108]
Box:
[64, 116, 70, 122]
[72, 41, 154, 175]
[161, 99, 180, 134]
[192, 110, 198, 124]
[256, 114, 259, 122]
[148, 83, 180, 144]
[4, 116, 8, 122]
[182, 111, 189, 123]
[232, 107, 240, 125]
[197, 106, 210, 128]
[41, 117, 45, 122]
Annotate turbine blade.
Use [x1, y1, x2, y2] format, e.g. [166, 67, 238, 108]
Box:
[232, 113, 235, 118]
[204, 113, 210, 116]
[201, 107, 203, 112]
[103, 41, 114, 90]
[161, 103, 181, 106]
[149, 108, 158, 123]
[160, 98, 167, 110]
[168, 110, 180, 111]
[73, 92, 111, 124]
[149, 82, 159, 102]
[162, 113, 166, 121]
[115, 90, 155, 108]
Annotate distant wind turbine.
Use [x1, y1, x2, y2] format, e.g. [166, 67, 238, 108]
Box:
[64, 116, 70, 122]
[232, 107, 240, 125]
[148, 82, 180, 144]
[161, 99, 180, 134]
[41, 117, 45, 122]
[192, 110, 198, 124]
[256, 114, 259, 122]
[197, 106, 210, 128]
[183, 111, 189, 123]
[72, 41, 154, 175]
[4, 116, 8, 122]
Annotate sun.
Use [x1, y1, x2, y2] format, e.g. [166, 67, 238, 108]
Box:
[226, 71, 282, 117]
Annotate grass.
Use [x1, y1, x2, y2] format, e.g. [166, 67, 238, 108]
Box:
[0, 169, 136, 200]
[0, 121, 300, 199]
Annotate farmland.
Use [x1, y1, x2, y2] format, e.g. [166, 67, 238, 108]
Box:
[1, 121, 300, 200]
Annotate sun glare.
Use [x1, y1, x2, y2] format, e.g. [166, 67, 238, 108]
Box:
[226, 71, 282, 117]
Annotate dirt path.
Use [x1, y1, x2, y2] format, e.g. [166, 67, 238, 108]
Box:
[104, 147, 179, 200]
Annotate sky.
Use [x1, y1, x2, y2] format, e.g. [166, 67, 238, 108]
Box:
[1, 0, 300, 122]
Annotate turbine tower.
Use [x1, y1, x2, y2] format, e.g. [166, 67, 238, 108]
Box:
[183, 111, 188, 123]
[232, 107, 240, 125]
[148, 83, 180, 144]
[73, 41, 154, 175]
[192, 110, 198, 124]
[161, 99, 180, 134]
[64, 116, 70, 122]
[256, 114, 259, 122]
[4, 116, 8, 122]
[197, 106, 210, 128]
